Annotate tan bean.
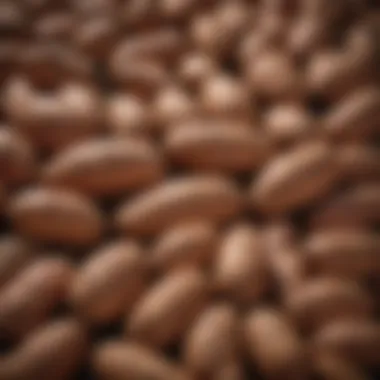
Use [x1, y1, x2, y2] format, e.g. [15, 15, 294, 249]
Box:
[0, 257, 73, 340]
[93, 341, 191, 380]
[151, 222, 218, 272]
[69, 240, 147, 324]
[116, 175, 242, 236]
[250, 141, 340, 214]
[165, 122, 271, 172]
[0, 128, 36, 186]
[184, 303, 240, 377]
[286, 277, 373, 331]
[213, 224, 269, 305]
[313, 320, 380, 366]
[0, 318, 88, 380]
[9, 187, 104, 246]
[324, 87, 380, 140]
[107, 94, 151, 136]
[311, 183, 380, 228]
[244, 308, 306, 379]
[128, 268, 208, 347]
[42, 137, 163, 197]
[0, 235, 35, 289]
[305, 230, 380, 279]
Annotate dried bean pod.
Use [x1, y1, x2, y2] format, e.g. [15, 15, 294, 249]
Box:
[69, 240, 147, 324]
[9, 187, 104, 246]
[128, 268, 208, 347]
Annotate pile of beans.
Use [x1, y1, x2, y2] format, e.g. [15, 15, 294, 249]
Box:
[0, 0, 379, 379]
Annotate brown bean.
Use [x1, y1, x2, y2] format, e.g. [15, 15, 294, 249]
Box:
[244, 308, 306, 379]
[324, 87, 380, 140]
[9, 187, 104, 246]
[0, 128, 35, 186]
[213, 224, 269, 305]
[107, 94, 151, 136]
[151, 222, 218, 272]
[93, 341, 191, 380]
[165, 122, 271, 172]
[184, 303, 240, 377]
[0, 257, 73, 340]
[0, 318, 88, 380]
[0, 235, 35, 289]
[311, 183, 380, 228]
[286, 277, 373, 331]
[305, 230, 380, 279]
[250, 141, 340, 214]
[69, 240, 147, 324]
[338, 145, 380, 181]
[313, 321, 380, 366]
[128, 268, 208, 347]
[42, 137, 163, 197]
[116, 175, 242, 236]
[33, 12, 74, 42]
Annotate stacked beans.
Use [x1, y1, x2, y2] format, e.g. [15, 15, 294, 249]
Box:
[0, 0, 379, 379]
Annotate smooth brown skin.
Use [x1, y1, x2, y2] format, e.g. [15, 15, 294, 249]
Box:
[311, 183, 380, 228]
[286, 277, 373, 331]
[9, 187, 104, 246]
[313, 321, 380, 366]
[0, 257, 73, 340]
[183, 303, 240, 378]
[304, 230, 380, 279]
[69, 240, 148, 324]
[151, 222, 218, 272]
[0, 235, 35, 289]
[128, 268, 208, 347]
[116, 175, 242, 236]
[165, 122, 271, 172]
[0, 318, 88, 380]
[251, 141, 340, 214]
[244, 308, 306, 379]
[0, 128, 36, 186]
[42, 137, 164, 197]
[213, 224, 269, 305]
[93, 341, 191, 380]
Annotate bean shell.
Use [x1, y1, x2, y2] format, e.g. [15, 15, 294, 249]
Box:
[151, 222, 218, 272]
[0, 257, 73, 340]
[116, 175, 242, 236]
[213, 224, 269, 305]
[313, 321, 380, 366]
[244, 308, 306, 379]
[0, 235, 35, 289]
[305, 230, 380, 279]
[128, 268, 208, 347]
[93, 341, 191, 380]
[0, 319, 88, 380]
[184, 303, 239, 377]
[43, 137, 163, 197]
[0, 128, 36, 186]
[286, 278, 373, 331]
[165, 123, 271, 172]
[250, 141, 339, 214]
[9, 187, 104, 246]
[69, 240, 147, 324]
